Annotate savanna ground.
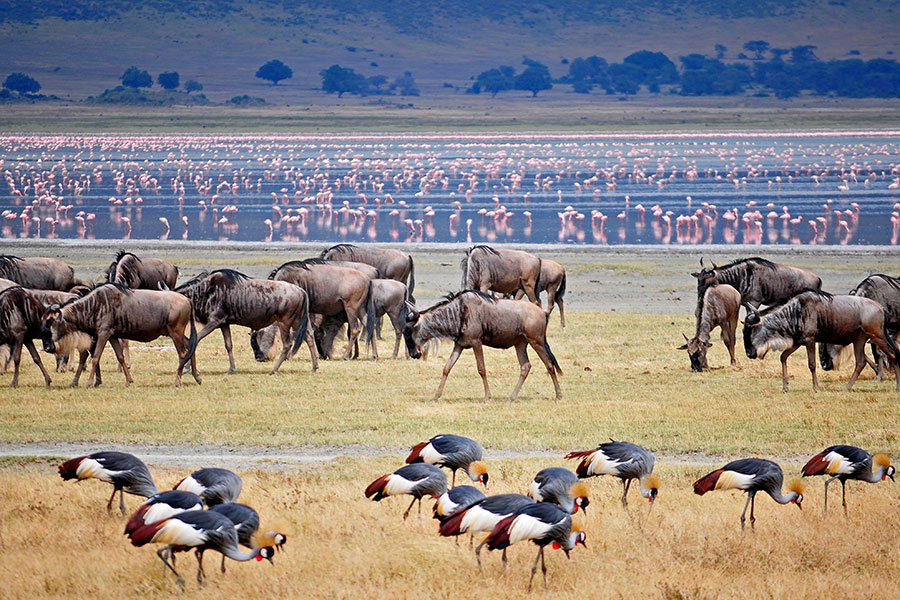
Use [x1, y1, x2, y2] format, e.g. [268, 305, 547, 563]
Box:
[1, 241, 899, 598]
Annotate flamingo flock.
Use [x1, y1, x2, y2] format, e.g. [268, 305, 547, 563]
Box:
[2, 133, 900, 245]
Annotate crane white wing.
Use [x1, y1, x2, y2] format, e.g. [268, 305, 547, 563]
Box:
[76, 458, 114, 483]
[508, 514, 555, 546]
[384, 473, 418, 496]
[151, 519, 208, 546]
[419, 442, 443, 464]
[823, 451, 854, 475]
[587, 450, 624, 476]
[715, 470, 756, 491]
[461, 505, 504, 535]
[175, 476, 205, 495]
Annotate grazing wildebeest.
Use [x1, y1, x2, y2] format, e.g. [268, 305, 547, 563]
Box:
[0, 277, 17, 290]
[692, 257, 821, 313]
[106, 250, 179, 289]
[42, 283, 200, 387]
[294, 279, 411, 360]
[514, 258, 567, 326]
[322, 260, 380, 280]
[262, 259, 375, 360]
[0, 286, 77, 387]
[0, 255, 76, 290]
[321, 243, 414, 298]
[461, 246, 542, 305]
[743, 290, 900, 392]
[820, 274, 900, 378]
[678, 283, 741, 371]
[175, 270, 314, 375]
[404, 290, 562, 402]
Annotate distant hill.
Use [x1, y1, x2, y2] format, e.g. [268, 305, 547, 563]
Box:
[1, 0, 898, 102]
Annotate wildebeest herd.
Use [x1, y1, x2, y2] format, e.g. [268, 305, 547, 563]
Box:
[0, 244, 569, 402]
[682, 256, 900, 393]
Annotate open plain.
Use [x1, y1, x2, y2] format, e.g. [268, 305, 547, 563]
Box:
[1, 241, 899, 598]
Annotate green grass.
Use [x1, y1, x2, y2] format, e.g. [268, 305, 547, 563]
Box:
[2, 311, 897, 458]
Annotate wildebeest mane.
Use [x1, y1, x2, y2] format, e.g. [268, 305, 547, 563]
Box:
[107, 250, 144, 285]
[269, 258, 330, 279]
[0, 255, 23, 278]
[175, 271, 212, 293]
[320, 243, 358, 258]
[461, 245, 502, 289]
[423, 289, 495, 313]
[853, 274, 900, 295]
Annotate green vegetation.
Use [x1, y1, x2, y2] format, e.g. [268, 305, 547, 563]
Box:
[3, 72, 41, 94]
[120, 66, 152, 89]
[255, 59, 293, 85]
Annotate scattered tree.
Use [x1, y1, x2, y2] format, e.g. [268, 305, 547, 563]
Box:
[474, 66, 515, 97]
[715, 44, 727, 60]
[256, 60, 293, 85]
[770, 48, 789, 61]
[184, 79, 203, 93]
[320, 64, 364, 97]
[743, 40, 770, 60]
[3, 72, 40, 94]
[120, 66, 152, 89]
[790, 45, 819, 63]
[367, 74, 388, 93]
[157, 71, 180, 90]
[514, 60, 552, 97]
[391, 71, 419, 96]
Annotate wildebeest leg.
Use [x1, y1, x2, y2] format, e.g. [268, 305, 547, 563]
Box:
[388, 310, 403, 359]
[70, 350, 89, 387]
[725, 317, 738, 365]
[269, 322, 292, 375]
[433, 343, 464, 400]
[508, 342, 531, 402]
[556, 296, 566, 328]
[869, 331, 900, 391]
[8, 339, 24, 388]
[109, 339, 134, 386]
[779, 346, 799, 393]
[342, 313, 361, 360]
[529, 338, 563, 401]
[806, 342, 819, 392]
[845, 338, 869, 391]
[169, 326, 191, 387]
[24, 338, 52, 387]
[305, 328, 319, 373]
[220, 325, 236, 374]
[86, 333, 110, 387]
[471, 342, 491, 402]
[116, 340, 131, 372]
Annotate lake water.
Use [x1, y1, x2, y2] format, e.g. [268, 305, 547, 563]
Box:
[2, 132, 900, 246]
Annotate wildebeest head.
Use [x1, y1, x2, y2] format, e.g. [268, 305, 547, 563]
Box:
[403, 302, 423, 359]
[818, 342, 853, 371]
[249, 326, 277, 362]
[678, 333, 712, 372]
[743, 311, 762, 359]
[41, 305, 92, 356]
[690, 258, 718, 293]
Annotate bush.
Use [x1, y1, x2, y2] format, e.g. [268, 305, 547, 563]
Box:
[227, 95, 266, 106]
[3, 72, 40, 94]
[256, 60, 292, 85]
[120, 66, 152, 89]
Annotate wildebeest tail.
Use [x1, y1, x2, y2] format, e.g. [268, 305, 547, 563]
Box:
[290, 292, 310, 358]
[178, 306, 199, 373]
[407, 256, 415, 300]
[883, 315, 900, 362]
[534, 258, 542, 301]
[364, 280, 376, 345]
[557, 270, 567, 302]
[543, 314, 562, 375]
[459, 254, 469, 289]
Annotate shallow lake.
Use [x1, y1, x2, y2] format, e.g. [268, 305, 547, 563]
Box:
[2, 132, 900, 246]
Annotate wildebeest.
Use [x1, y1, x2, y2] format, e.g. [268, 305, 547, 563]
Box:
[322, 259, 381, 281]
[0, 286, 77, 387]
[461, 246, 542, 305]
[514, 258, 566, 326]
[820, 274, 900, 377]
[404, 290, 562, 402]
[262, 259, 375, 361]
[106, 250, 179, 289]
[175, 269, 314, 375]
[290, 279, 411, 360]
[42, 283, 200, 387]
[743, 290, 900, 392]
[678, 283, 741, 371]
[692, 257, 821, 312]
[321, 243, 414, 298]
[0, 255, 76, 290]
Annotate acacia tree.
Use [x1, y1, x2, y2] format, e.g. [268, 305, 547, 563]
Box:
[256, 60, 293, 85]
[157, 71, 180, 90]
[391, 71, 419, 96]
[320, 64, 365, 97]
[3, 72, 40, 94]
[184, 79, 203, 93]
[743, 40, 770, 60]
[514, 60, 552, 97]
[121, 66, 152, 89]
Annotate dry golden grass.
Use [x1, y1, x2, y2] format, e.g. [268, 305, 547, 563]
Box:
[0, 311, 897, 456]
[1, 458, 898, 599]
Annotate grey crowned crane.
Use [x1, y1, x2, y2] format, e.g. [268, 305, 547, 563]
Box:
[438, 493, 535, 570]
[485, 502, 586, 591]
[129, 510, 277, 591]
[433, 485, 487, 524]
[565, 440, 660, 507]
[529, 467, 590, 514]
[693, 458, 804, 530]
[802, 445, 894, 514]
[365, 463, 448, 519]
[174, 467, 242, 506]
[210, 502, 287, 573]
[58, 451, 158, 516]
[406, 434, 489, 487]
[124, 490, 203, 537]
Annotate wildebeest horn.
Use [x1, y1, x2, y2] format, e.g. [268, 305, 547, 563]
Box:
[405, 300, 419, 320]
[711, 261, 718, 269]
[682, 333, 690, 342]
[700, 257, 704, 266]
[158, 281, 170, 291]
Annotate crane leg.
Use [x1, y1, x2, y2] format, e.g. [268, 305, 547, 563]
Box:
[106, 486, 117, 513]
[221, 555, 226, 574]
[474, 538, 487, 573]
[402, 496, 417, 520]
[541, 546, 548, 590]
[119, 489, 126, 516]
[157, 547, 184, 590]
[622, 479, 632, 508]
[502, 548, 508, 574]
[749, 493, 756, 529]
[841, 479, 848, 516]
[824, 476, 837, 511]
[195, 549, 206, 585]
[739, 492, 752, 530]
[527, 547, 543, 592]
[451, 470, 457, 487]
